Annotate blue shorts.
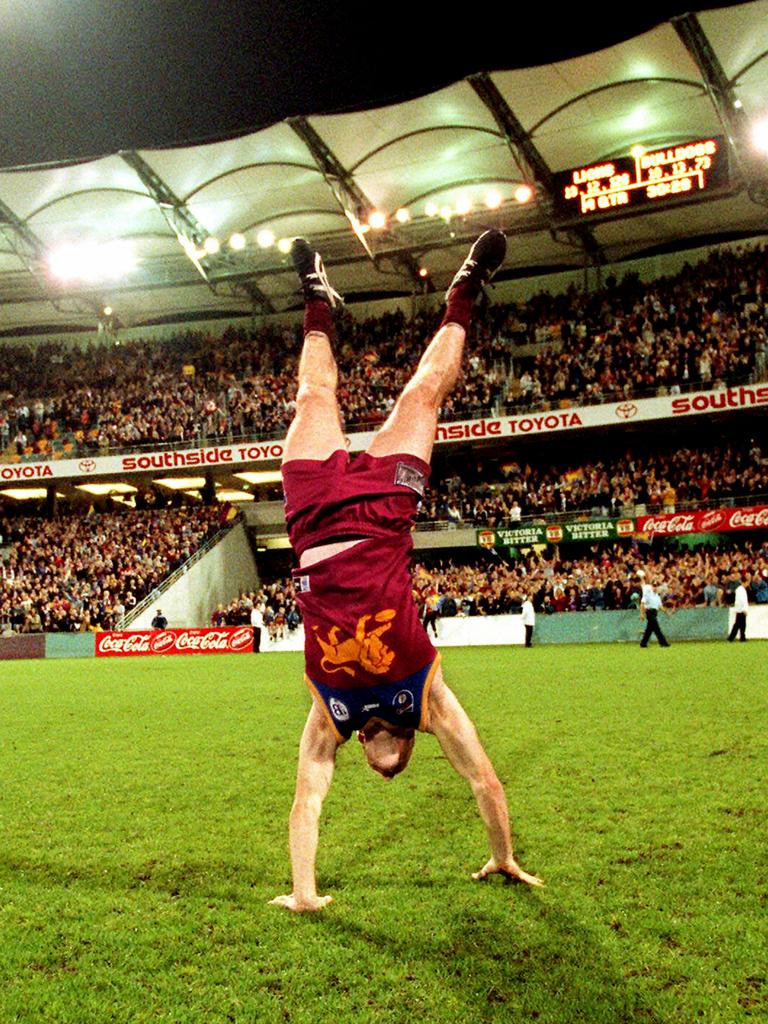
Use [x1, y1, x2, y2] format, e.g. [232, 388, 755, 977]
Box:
[306, 656, 440, 742]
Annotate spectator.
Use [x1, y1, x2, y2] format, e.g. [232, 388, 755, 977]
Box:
[151, 608, 168, 629]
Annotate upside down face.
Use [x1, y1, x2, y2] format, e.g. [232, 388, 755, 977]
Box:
[357, 721, 415, 779]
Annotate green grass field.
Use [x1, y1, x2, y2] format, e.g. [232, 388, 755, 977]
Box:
[0, 644, 765, 1024]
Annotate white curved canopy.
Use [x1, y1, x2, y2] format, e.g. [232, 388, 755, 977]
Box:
[0, 0, 766, 334]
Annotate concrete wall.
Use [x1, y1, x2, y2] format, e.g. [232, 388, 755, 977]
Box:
[734, 605, 768, 640]
[45, 634, 95, 658]
[258, 606, 739, 652]
[130, 521, 259, 629]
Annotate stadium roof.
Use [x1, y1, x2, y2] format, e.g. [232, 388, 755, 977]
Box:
[1, 0, 767, 336]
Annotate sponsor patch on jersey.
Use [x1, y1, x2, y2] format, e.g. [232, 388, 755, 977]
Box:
[395, 462, 426, 496]
[392, 689, 414, 715]
[296, 575, 311, 593]
[329, 698, 350, 722]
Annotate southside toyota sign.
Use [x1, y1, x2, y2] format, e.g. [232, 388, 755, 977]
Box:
[7, 383, 768, 482]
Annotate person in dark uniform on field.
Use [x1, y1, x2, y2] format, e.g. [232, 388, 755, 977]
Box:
[639, 583, 670, 647]
[150, 608, 168, 629]
[269, 232, 543, 913]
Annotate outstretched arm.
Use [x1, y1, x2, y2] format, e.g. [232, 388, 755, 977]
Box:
[269, 701, 341, 912]
[425, 675, 543, 887]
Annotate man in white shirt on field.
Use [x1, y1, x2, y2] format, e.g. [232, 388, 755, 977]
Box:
[727, 576, 749, 642]
[250, 602, 265, 653]
[520, 592, 535, 648]
[639, 583, 670, 648]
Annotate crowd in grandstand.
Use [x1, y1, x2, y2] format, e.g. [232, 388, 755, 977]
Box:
[3, 239, 768, 637]
[506, 243, 767, 409]
[0, 507, 224, 633]
[211, 538, 768, 642]
[1, 242, 766, 458]
[411, 540, 768, 618]
[211, 580, 301, 641]
[421, 438, 768, 523]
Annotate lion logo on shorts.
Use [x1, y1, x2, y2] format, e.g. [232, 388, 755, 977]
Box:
[315, 609, 396, 678]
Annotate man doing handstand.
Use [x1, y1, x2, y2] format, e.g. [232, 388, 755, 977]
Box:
[270, 231, 543, 912]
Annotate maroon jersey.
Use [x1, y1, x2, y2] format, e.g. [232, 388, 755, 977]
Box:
[292, 534, 436, 691]
[283, 449, 436, 689]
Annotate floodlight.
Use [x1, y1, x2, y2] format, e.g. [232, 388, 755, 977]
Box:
[75, 483, 137, 496]
[154, 477, 206, 490]
[631, 144, 646, 159]
[203, 236, 220, 255]
[216, 489, 254, 502]
[484, 190, 502, 210]
[514, 185, 534, 204]
[752, 117, 768, 155]
[234, 471, 283, 485]
[439, 205, 452, 221]
[425, 201, 439, 217]
[368, 211, 387, 230]
[0, 488, 48, 500]
[395, 207, 411, 223]
[455, 196, 472, 216]
[103, 306, 113, 317]
[418, 267, 429, 278]
[48, 241, 137, 283]
[277, 238, 292, 254]
[229, 232, 246, 250]
[257, 229, 275, 248]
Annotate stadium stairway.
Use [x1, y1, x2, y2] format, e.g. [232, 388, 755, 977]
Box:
[124, 518, 260, 629]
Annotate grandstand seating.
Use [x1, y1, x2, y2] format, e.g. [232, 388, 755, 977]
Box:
[0, 507, 225, 633]
[0, 242, 765, 458]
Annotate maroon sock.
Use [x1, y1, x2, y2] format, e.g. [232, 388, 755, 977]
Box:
[303, 299, 335, 340]
[439, 283, 475, 331]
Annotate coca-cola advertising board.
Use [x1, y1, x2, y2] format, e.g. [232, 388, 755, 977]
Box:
[96, 627, 254, 657]
[636, 505, 768, 536]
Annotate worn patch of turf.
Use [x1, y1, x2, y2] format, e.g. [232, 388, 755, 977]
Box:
[0, 644, 765, 1023]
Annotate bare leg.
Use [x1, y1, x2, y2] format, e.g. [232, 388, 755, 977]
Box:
[282, 330, 345, 464]
[367, 230, 506, 463]
[366, 321, 465, 463]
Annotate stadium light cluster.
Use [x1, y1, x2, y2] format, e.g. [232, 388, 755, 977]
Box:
[312, 181, 535, 296]
[420, 186, 533, 221]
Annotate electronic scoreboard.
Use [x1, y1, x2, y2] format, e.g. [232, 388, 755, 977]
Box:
[552, 136, 730, 222]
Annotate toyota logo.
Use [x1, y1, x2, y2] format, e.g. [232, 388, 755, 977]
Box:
[616, 402, 638, 420]
[78, 458, 97, 473]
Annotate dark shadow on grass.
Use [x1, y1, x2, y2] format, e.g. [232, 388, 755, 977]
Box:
[321, 894, 665, 1024]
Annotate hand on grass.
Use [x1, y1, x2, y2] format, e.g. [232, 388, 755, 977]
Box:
[268, 893, 333, 913]
[472, 857, 544, 887]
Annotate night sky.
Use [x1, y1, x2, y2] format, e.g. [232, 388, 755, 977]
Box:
[0, 0, 745, 168]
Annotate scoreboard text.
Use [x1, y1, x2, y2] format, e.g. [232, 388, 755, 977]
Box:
[552, 137, 729, 221]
